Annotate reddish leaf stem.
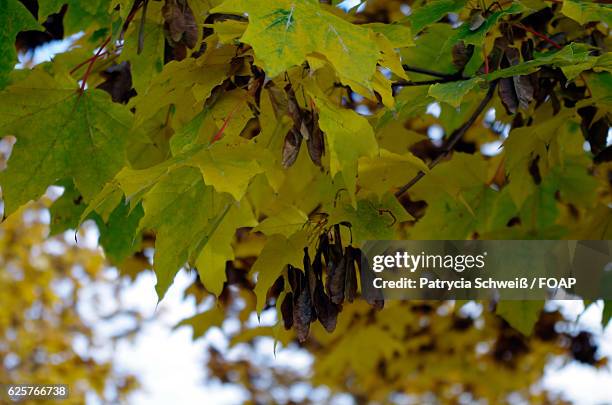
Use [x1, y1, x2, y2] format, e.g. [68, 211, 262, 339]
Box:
[70, 50, 109, 74]
[210, 101, 243, 144]
[513, 23, 562, 49]
[77, 35, 111, 94]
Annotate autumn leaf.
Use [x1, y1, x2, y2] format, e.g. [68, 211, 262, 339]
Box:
[212, 0, 384, 89]
[0, 70, 136, 215]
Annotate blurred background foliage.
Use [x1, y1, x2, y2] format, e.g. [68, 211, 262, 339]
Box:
[0, 197, 139, 404]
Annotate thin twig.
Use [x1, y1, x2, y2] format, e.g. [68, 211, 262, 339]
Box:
[394, 81, 499, 198]
[513, 23, 562, 49]
[69, 45, 124, 74]
[71, 0, 143, 91]
[70, 51, 110, 74]
[138, 0, 149, 54]
[122, 0, 145, 37]
[77, 35, 112, 95]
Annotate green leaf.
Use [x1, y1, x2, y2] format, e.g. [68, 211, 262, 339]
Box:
[308, 88, 378, 202]
[410, 186, 517, 240]
[109, 0, 134, 20]
[444, 2, 525, 49]
[552, 158, 598, 208]
[486, 43, 598, 81]
[375, 86, 432, 130]
[120, 3, 165, 95]
[408, 0, 467, 33]
[251, 231, 308, 314]
[409, 153, 519, 239]
[561, 0, 612, 26]
[95, 199, 144, 264]
[329, 197, 410, 243]
[496, 301, 544, 336]
[428, 77, 484, 108]
[169, 107, 215, 155]
[138, 166, 234, 300]
[60, 182, 144, 265]
[0, 70, 135, 215]
[39, 0, 110, 35]
[213, 0, 382, 88]
[0, 0, 41, 89]
[399, 23, 458, 81]
[207, 19, 248, 44]
[130, 48, 232, 125]
[254, 206, 309, 238]
[584, 72, 612, 107]
[358, 149, 428, 197]
[518, 177, 560, 232]
[413, 152, 489, 200]
[364, 23, 414, 48]
[189, 141, 264, 201]
[49, 180, 87, 235]
[503, 109, 588, 209]
[195, 200, 257, 296]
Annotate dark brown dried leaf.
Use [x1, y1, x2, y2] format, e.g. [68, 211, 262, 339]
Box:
[287, 264, 299, 293]
[281, 130, 302, 168]
[499, 48, 534, 113]
[163, 0, 198, 49]
[293, 287, 313, 342]
[303, 248, 317, 303]
[521, 39, 534, 61]
[319, 232, 330, 266]
[313, 279, 338, 332]
[281, 292, 294, 330]
[505, 47, 521, 66]
[327, 255, 346, 305]
[312, 247, 324, 279]
[306, 111, 324, 167]
[499, 77, 519, 114]
[97, 62, 136, 104]
[452, 42, 473, 70]
[513, 75, 534, 111]
[344, 246, 358, 303]
[266, 275, 284, 302]
[267, 84, 288, 119]
[331, 224, 343, 261]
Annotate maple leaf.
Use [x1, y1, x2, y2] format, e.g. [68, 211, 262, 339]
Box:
[0, 70, 136, 215]
[0, 0, 41, 89]
[212, 0, 384, 89]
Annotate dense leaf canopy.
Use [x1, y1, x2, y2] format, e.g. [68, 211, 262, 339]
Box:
[1, 0, 612, 400]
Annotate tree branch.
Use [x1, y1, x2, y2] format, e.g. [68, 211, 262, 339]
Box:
[394, 65, 467, 88]
[402, 64, 461, 80]
[394, 80, 499, 198]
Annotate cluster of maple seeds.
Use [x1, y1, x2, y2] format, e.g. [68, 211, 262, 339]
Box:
[269, 225, 383, 342]
[270, 84, 325, 169]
